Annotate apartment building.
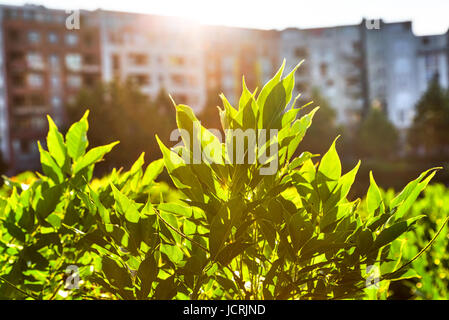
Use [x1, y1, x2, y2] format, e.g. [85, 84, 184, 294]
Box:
[202, 25, 279, 105]
[0, 4, 101, 172]
[98, 10, 206, 113]
[282, 24, 366, 124]
[416, 34, 449, 95]
[363, 21, 422, 129]
[281, 20, 449, 128]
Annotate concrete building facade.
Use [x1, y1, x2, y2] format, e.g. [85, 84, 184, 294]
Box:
[98, 10, 206, 113]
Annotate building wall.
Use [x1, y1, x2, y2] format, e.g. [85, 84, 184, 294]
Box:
[282, 20, 448, 129]
[281, 25, 365, 124]
[417, 34, 449, 95]
[202, 26, 279, 106]
[364, 21, 421, 129]
[98, 10, 206, 113]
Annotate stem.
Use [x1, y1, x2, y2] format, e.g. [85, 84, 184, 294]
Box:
[155, 208, 209, 253]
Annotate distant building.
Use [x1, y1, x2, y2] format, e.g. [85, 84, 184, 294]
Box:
[202, 26, 279, 105]
[281, 20, 449, 128]
[0, 4, 449, 173]
[97, 10, 206, 113]
[363, 20, 421, 129]
[281, 24, 365, 124]
[416, 34, 449, 94]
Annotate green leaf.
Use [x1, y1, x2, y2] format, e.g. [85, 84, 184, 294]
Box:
[73, 141, 119, 174]
[390, 169, 438, 218]
[158, 203, 192, 218]
[137, 254, 158, 298]
[366, 171, 384, 216]
[66, 110, 89, 161]
[317, 137, 341, 200]
[111, 184, 141, 223]
[36, 184, 64, 220]
[38, 141, 63, 183]
[373, 221, 408, 249]
[46, 213, 61, 229]
[46, 116, 68, 170]
[142, 159, 165, 186]
[101, 256, 132, 289]
[256, 60, 285, 129]
[357, 229, 374, 254]
[209, 199, 243, 259]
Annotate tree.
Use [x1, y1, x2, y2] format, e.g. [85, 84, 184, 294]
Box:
[66, 81, 177, 174]
[198, 87, 222, 131]
[152, 87, 178, 142]
[299, 88, 339, 155]
[357, 105, 399, 159]
[408, 75, 449, 158]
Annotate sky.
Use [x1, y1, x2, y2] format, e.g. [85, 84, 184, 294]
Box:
[2, 0, 449, 36]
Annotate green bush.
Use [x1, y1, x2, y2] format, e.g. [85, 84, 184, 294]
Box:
[384, 184, 449, 299]
[0, 62, 443, 299]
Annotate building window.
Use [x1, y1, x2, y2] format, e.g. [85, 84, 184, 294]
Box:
[52, 96, 61, 108]
[112, 55, 120, 70]
[26, 53, 45, 70]
[169, 56, 186, 67]
[12, 95, 26, 106]
[128, 74, 150, 86]
[30, 94, 45, 105]
[171, 74, 186, 86]
[67, 75, 82, 88]
[294, 47, 307, 59]
[20, 140, 31, 154]
[188, 75, 198, 86]
[320, 62, 328, 76]
[51, 75, 60, 88]
[12, 75, 25, 87]
[48, 32, 58, 44]
[23, 10, 35, 20]
[128, 53, 148, 66]
[65, 33, 78, 46]
[83, 54, 97, 66]
[28, 31, 41, 44]
[27, 73, 44, 88]
[65, 54, 82, 71]
[84, 33, 94, 47]
[5, 9, 19, 20]
[49, 54, 60, 69]
[31, 117, 46, 130]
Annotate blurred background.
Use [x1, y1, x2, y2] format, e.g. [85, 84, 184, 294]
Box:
[0, 1, 449, 196]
